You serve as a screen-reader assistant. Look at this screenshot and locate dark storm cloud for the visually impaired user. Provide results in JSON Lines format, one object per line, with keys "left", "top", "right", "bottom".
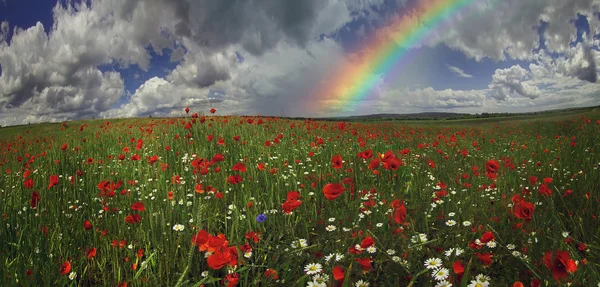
{"left": 576, "top": 44, "right": 597, "bottom": 83}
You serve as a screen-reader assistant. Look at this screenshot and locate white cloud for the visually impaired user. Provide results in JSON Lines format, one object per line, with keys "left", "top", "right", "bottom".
{"left": 447, "top": 65, "right": 473, "bottom": 78}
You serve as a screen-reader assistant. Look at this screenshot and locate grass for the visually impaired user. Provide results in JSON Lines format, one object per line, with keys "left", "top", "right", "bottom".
{"left": 0, "top": 109, "right": 599, "bottom": 286}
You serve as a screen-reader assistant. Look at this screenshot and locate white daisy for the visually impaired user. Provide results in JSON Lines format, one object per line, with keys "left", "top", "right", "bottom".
{"left": 325, "top": 225, "right": 336, "bottom": 232}
{"left": 433, "top": 268, "right": 449, "bottom": 281}
{"left": 446, "top": 220, "right": 457, "bottom": 226}
{"left": 444, "top": 248, "right": 455, "bottom": 257}
{"left": 366, "top": 246, "right": 377, "bottom": 253}
{"left": 435, "top": 280, "right": 453, "bottom": 287}
{"left": 355, "top": 280, "right": 369, "bottom": 287}
{"left": 304, "top": 263, "right": 322, "bottom": 275}
{"left": 68, "top": 272, "right": 77, "bottom": 280}
{"left": 424, "top": 258, "right": 443, "bottom": 269}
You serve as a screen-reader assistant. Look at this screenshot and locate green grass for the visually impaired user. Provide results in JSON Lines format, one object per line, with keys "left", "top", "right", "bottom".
{"left": 1, "top": 110, "right": 599, "bottom": 286}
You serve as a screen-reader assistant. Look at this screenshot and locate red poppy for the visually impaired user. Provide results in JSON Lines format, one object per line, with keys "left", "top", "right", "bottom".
{"left": 282, "top": 198, "right": 302, "bottom": 214}
{"left": 332, "top": 266, "right": 345, "bottom": 281}
{"left": 210, "top": 108, "right": 216, "bottom": 114}
{"left": 323, "top": 183, "right": 346, "bottom": 200}
{"left": 264, "top": 268, "right": 279, "bottom": 280}
{"left": 83, "top": 219, "right": 93, "bottom": 230}
{"left": 360, "top": 237, "right": 375, "bottom": 249}
{"left": 486, "top": 159, "right": 500, "bottom": 174}
{"left": 232, "top": 162, "right": 247, "bottom": 173}
{"left": 331, "top": 155, "right": 343, "bottom": 169}
{"left": 538, "top": 184, "right": 552, "bottom": 196}
{"left": 125, "top": 214, "right": 142, "bottom": 224}
{"left": 452, "top": 260, "right": 464, "bottom": 274}
{"left": 48, "top": 175, "right": 59, "bottom": 189}
{"left": 60, "top": 261, "right": 71, "bottom": 276}
{"left": 480, "top": 231, "right": 495, "bottom": 243}
{"left": 513, "top": 200, "right": 534, "bottom": 221}
{"left": 131, "top": 201, "right": 145, "bottom": 211}
{"left": 87, "top": 247, "right": 97, "bottom": 258}
{"left": 543, "top": 250, "right": 577, "bottom": 281}
{"left": 185, "top": 107, "right": 190, "bottom": 113}
{"left": 476, "top": 252, "right": 493, "bottom": 266}
{"left": 148, "top": 155, "right": 159, "bottom": 165}
{"left": 356, "top": 257, "right": 372, "bottom": 272}
{"left": 226, "top": 175, "right": 243, "bottom": 184}
{"left": 393, "top": 204, "right": 407, "bottom": 224}
{"left": 192, "top": 230, "right": 210, "bottom": 251}
{"left": 368, "top": 159, "right": 380, "bottom": 169}
{"left": 24, "top": 178, "right": 34, "bottom": 189}
{"left": 30, "top": 191, "right": 41, "bottom": 208}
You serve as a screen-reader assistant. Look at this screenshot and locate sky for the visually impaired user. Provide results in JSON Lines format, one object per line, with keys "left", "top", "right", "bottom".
{"left": 0, "top": 0, "right": 599, "bottom": 126}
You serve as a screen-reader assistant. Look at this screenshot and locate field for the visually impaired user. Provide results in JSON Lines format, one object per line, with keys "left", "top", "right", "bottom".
{"left": 1, "top": 108, "right": 599, "bottom": 287}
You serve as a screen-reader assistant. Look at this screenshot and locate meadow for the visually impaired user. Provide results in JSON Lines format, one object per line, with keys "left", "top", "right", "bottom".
{"left": 0, "top": 107, "right": 599, "bottom": 287}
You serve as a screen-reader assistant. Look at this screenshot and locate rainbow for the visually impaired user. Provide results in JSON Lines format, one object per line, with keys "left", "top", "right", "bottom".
{"left": 308, "top": 0, "right": 479, "bottom": 114}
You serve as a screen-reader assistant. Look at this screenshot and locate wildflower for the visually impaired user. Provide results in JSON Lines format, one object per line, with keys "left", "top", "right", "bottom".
{"left": 256, "top": 213, "right": 267, "bottom": 223}
{"left": 433, "top": 268, "right": 450, "bottom": 281}
{"left": 355, "top": 280, "right": 369, "bottom": 287}
{"left": 68, "top": 271, "right": 77, "bottom": 280}
{"left": 435, "top": 281, "right": 453, "bottom": 287}
{"left": 424, "top": 258, "right": 443, "bottom": 269}
{"left": 172, "top": 224, "right": 185, "bottom": 231}
{"left": 304, "top": 263, "right": 322, "bottom": 275}
{"left": 325, "top": 225, "right": 336, "bottom": 232}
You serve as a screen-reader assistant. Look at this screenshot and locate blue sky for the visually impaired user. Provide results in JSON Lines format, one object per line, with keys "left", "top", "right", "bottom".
{"left": 0, "top": 0, "right": 599, "bottom": 125}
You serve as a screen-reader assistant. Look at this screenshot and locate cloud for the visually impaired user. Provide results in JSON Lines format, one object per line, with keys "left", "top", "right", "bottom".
{"left": 417, "top": 0, "right": 599, "bottom": 61}
{"left": 574, "top": 44, "right": 597, "bottom": 83}
{"left": 488, "top": 65, "right": 541, "bottom": 101}
{"left": 446, "top": 64, "right": 473, "bottom": 78}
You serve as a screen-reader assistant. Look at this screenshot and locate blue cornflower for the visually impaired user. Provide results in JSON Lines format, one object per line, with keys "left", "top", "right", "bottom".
{"left": 256, "top": 213, "right": 267, "bottom": 223}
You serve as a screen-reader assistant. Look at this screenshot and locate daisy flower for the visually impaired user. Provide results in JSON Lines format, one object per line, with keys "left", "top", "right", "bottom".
{"left": 433, "top": 268, "right": 449, "bottom": 281}
{"left": 424, "top": 258, "right": 443, "bottom": 269}
{"left": 435, "top": 281, "right": 453, "bottom": 287}
{"left": 355, "top": 280, "right": 369, "bottom": 287}
{"left": 304, "top": 263, "right": 322, "bottom": 275}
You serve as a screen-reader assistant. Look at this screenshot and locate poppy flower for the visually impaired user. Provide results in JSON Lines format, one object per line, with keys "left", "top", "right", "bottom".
{"left": 131, "top": 201, "right": 145, "bottom": 211}
{"left": 360, "top": 237, "right": 375, "bottom": 249}
{"left": 192, "top": 230, "right": 210, "bottom": 251}
{"left": 125, "top": 214, "right": 142, "bottom": 224}
{"left": 185, "top": 107, "right": 190, "bottom": 113}
{"left": 87, "top": 248, "right": 97, "bottom": 258}
{"left": 393, "top": 204, "right": 407, "bottom": 224}
{"left": 282, "top": 198, "right": 302, "bottom": 214}
{"left": 331, "top": 155, "right": 343, "bottom": 169}
{"left": 332, "top": 266, "right": 345, "bottom": 281}
{"left": 368, "top": 159, "right": 380, "bottom": 169}
{"left": 30, "top": 191, "right": 41, "bottom": 208}
{"left": 476, "top": 252, "right": 493, "bottom": 266}
{"left": 83, "top": 219, "right": 93, "bottom": 230}
{"left": 538, "top": 184, "right": 552, "bottom": 196}
{"left": 480, "top": 231, "right": 495, "bottom": 243}
{"left": 226, "top": 175, "right": 243, "bottom": 184}
{"left": 210, "top": 108, "right": 216, "bottom": 114}
{"left": 543, "top": 250, "right": 577, "bottom": 281}
{"left": 48, "top": 175, "right": 59, "bottom": 189}
{"left": 356, "top": 257, "right": 372, "bottom": 272}
{"left": 60, "top": 261, "right": 71, "bottom": 276}
{"left": 323, "top": 183, "right": 346, "bottom": 200}
{"left": 486, "top": 159, "right": 500, "bottom": 174}
{"left": 513, "top": 200, "right": 534, "bottom": 221}
{"left": 232, "top": 162, "right": 247, "bottom": 173}
{"left": 264, "top": 268, "right": 279, "bottom": 280}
